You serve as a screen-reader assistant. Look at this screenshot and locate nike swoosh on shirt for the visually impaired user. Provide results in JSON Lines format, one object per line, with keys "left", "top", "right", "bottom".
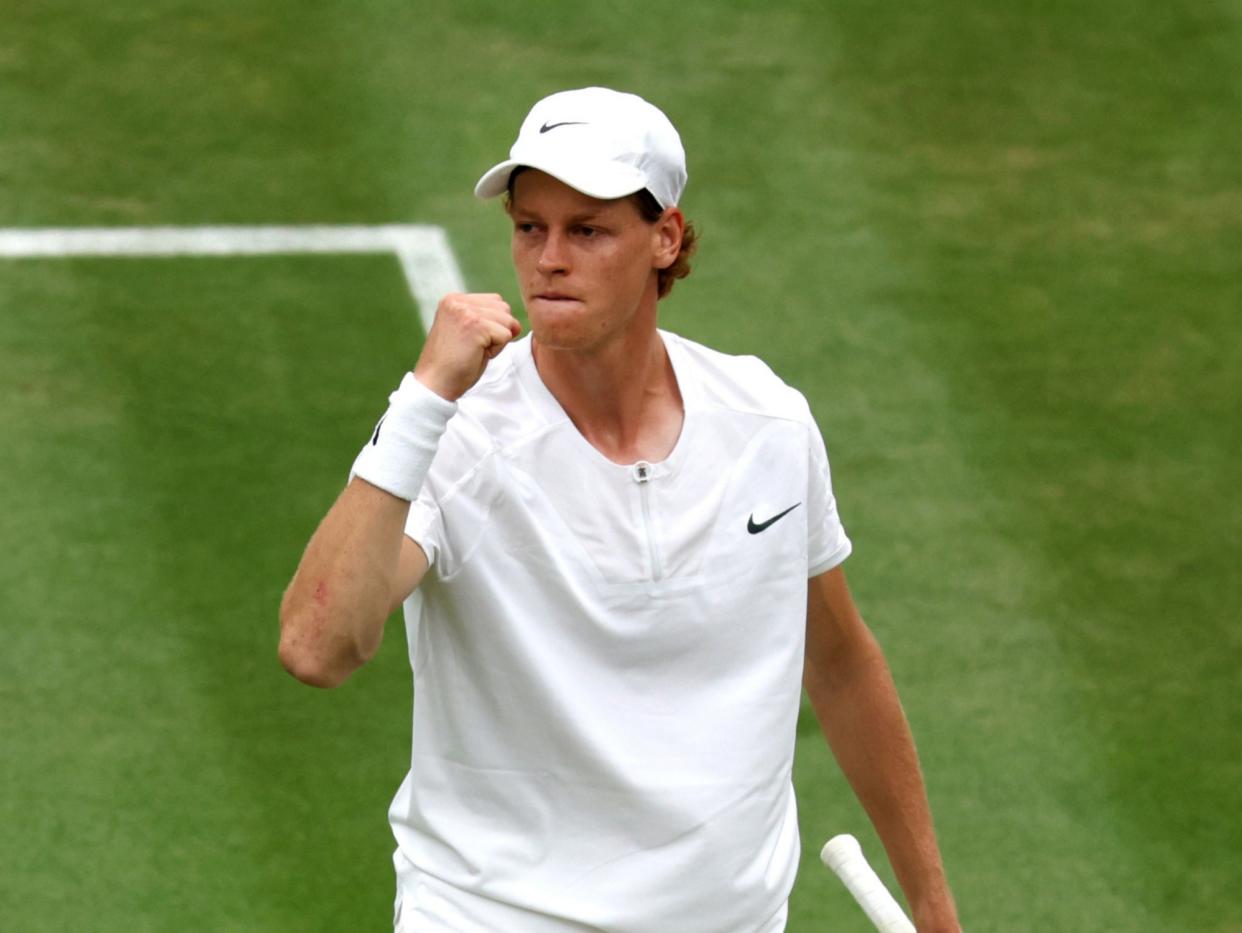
{"left": 371, "top": 415, "right": 386, "bottom": 446}
{"left": 747, "top": 503, "right": 801, "bottom": 534}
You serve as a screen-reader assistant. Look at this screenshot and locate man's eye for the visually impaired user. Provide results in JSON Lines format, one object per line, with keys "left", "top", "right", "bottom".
{"left": 577, "top": 226, "right": 598, "bottom": 238}
{"left": 516, "top": 222, "right": 536, "bottom": 234}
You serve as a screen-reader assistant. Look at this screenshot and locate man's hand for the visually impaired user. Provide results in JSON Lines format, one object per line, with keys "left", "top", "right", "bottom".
{"left": 805, "top": 568, "right": 960, "bottom": 932}
{"left": 414, "top": 292, "right": 522, "bottom": 401}
{"left": 912, "top": 894, "right": 962, "bottom": 933}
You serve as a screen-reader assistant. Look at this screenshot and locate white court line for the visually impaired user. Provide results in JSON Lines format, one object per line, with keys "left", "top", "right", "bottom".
{"left": 0, "top": 224, "right": 465, "bottom": 332}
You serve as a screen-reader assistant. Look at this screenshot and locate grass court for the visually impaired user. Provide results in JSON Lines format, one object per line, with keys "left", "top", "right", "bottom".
{"left": 1, "top": 1, "right": 1239, "bottom": 929}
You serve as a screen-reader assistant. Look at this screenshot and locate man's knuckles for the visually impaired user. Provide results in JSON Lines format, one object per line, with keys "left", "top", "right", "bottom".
{"left": 439, "top": 296, "right": 510, "bottom": 326}
{"left": 440, "top": 292, "right": 505, "bottom": 307}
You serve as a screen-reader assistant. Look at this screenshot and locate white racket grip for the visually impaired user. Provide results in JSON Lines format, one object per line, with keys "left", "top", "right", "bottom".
{"left": 821, "top": 834, "right": 916, "bottom": 933}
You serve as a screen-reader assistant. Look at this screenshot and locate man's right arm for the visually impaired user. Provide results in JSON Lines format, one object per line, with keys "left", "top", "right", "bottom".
{"left": 278, "top": 479, "right": 429, "bottom": 688}
{"left": 277, "top": 292, "right": 520, "bottom": 688}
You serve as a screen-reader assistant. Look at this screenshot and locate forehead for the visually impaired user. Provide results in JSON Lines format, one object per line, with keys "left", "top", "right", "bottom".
{"left": 508, "top": 169, "right": 641, "bottom": 219}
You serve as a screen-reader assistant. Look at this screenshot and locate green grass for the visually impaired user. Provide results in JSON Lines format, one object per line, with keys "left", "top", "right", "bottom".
{"left": 2, "top": 1, "right": 1239, "bottom": 930}
{"left": 0, "top": 256, "right": 423, "bottom": 928}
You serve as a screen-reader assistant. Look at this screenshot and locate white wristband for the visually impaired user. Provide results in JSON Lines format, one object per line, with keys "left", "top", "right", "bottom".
{"left": 351, "top": 373, "right": 457, "bottom": 501}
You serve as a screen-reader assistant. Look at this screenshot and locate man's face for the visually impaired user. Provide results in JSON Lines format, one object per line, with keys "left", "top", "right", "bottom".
{"left": 509, "top": 170, "right": 672, "bottom": 353}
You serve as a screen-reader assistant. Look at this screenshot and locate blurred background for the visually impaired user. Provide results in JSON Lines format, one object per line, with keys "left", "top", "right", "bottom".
{"left": 1, "top": 1, "right": 1238, "bottom": 929}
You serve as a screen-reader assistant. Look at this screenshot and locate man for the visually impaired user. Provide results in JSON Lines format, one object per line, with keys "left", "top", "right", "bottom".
{"left": 280, "top": 87, "right": 960, "bottom": 932}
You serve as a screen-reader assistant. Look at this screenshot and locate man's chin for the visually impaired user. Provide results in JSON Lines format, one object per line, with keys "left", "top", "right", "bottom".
{"left": 529, "top": 325, "right": 584, "bottom": 352}
{"left": 526, "top": 310, "right": 592, "bottom": 352}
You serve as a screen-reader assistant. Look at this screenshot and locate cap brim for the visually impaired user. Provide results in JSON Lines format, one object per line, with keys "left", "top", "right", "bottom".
{"left": 474, "top": 156, "right": 647, "bottom": 202}
{"left": 474, "top": 160, "right": 523, "bottom": 199}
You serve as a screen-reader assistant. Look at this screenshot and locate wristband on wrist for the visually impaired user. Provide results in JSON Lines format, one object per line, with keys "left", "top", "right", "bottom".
{"left": 350, "top": 373, "right": 457, "bottom": 501}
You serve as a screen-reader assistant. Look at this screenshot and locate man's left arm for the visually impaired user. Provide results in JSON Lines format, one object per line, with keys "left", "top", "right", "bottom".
{"left": 803, "top": 565, "right": 961, "bottom": 932}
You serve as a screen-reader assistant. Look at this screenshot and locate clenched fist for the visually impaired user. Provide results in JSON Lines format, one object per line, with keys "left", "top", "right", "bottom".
{"left": 413, "top": 293, "right": 522, "bottom": 401}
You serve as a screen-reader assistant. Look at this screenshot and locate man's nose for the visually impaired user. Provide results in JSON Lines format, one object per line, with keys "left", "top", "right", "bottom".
{"left": 537, "top": 230, "right": 568, "bottom": 274}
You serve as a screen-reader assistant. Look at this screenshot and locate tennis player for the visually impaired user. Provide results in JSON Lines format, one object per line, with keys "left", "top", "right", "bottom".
{"left": 280, "top": 87, "right": 960, "bottom": 932}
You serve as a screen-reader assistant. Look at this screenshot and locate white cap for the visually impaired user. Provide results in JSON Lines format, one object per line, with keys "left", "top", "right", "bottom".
{"left": 474, "top": 87, "right": 687, "bottom": 209}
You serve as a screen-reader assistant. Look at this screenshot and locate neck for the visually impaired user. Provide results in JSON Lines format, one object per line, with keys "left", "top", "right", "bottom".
{"left": 532, "top": 323, "right": 684, "bottom": 465}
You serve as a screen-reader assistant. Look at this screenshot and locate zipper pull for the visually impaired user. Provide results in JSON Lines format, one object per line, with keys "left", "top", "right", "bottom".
{"left": 631, "top": 461, "right": 652, "bottom": 484}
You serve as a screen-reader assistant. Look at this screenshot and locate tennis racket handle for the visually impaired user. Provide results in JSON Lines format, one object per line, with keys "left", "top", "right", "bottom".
{"left": 820, "top": 834, "right": 916, "bottom": 933}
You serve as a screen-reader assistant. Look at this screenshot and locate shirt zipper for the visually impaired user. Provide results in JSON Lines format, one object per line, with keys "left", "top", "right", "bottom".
{"left": 631, "top": 461, "right": 664, "bottom": 581}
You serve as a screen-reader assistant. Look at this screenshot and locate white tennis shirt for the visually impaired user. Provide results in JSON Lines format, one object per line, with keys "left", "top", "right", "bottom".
{"left": 385, "top": 331, "right": 851, "bottom": 931}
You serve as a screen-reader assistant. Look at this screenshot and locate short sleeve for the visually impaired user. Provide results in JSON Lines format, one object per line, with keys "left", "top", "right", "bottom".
{"left": 376, "top": 414, "right": 498, "bottom": 579}
{"left": 404, "top": 488, "right": 443, "bottom": 568}
{"left": 347, "top": 442, "right": 443, "bottom": 567}
{"left": 805, "top": 416, "right": 852, "bottom": 576}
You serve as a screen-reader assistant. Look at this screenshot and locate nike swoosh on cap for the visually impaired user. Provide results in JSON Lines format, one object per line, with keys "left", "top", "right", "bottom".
{"left": 539, "top": 121, "right": 587, "bottom": 133}
{"left": 747, "top": 503, "right": 801, "bottom": 534}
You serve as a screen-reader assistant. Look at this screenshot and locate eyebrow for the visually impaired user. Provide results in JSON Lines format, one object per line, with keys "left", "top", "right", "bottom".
{"left": 510, "top": 207, "right": 614, "bottom": 226}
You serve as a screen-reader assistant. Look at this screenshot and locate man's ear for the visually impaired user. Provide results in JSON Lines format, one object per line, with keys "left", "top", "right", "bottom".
{"left": 652, "top": 207, "right": 685, "bottom": 270}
